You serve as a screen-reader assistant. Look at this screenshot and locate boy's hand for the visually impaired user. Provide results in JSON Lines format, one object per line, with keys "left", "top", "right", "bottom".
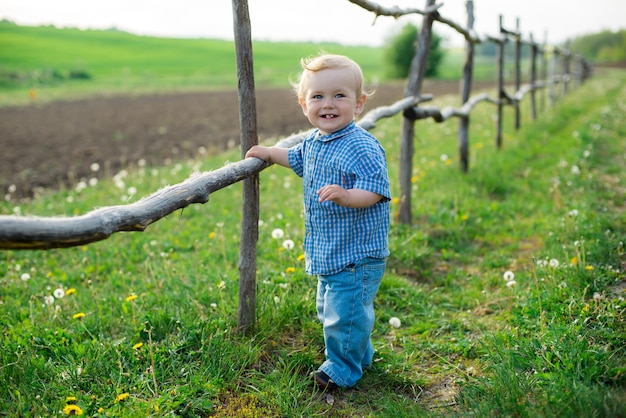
{"left": 317, "top": 184, "right": 350, "bottom": 207}
{"left": 245, "top": 145, "right": 271, "bottom": 162}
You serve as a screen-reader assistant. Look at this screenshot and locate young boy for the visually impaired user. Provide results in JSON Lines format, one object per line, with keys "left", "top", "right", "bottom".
{"left": 245, "top": 54, "right": 390, "bottom": 389}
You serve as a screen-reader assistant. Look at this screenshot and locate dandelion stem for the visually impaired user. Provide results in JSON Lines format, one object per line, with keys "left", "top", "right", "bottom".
{"left": 145, "top": 323, "right": 159, "bottom": 394}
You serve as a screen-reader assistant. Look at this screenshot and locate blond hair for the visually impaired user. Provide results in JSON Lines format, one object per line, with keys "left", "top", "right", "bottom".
{"left": 294, "top": 54, "right": 369, "bottom": 101}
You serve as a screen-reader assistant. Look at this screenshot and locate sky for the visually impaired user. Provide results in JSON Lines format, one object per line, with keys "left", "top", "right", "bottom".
{"left": 1, "top": 0, "right": 625, "bottom": 47}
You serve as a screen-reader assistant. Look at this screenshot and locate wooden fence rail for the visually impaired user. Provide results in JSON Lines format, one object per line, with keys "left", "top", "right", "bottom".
{"left": 0, "top": 0, "right": 591, "bottom": 329}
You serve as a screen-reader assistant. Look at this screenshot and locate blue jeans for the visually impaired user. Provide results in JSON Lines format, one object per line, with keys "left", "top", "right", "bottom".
{"left": 316, "top": 257, "right": 386, "bottom": 388}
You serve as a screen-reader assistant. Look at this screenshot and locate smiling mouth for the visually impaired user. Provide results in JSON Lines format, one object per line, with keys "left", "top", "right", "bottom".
{"left": 321, "top": 114, "right": 337, "bottom": 119}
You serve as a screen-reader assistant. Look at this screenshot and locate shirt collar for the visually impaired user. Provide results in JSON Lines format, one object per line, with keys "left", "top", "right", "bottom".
{"left": 314, "top": 121, "right": 357, "bottom": 143}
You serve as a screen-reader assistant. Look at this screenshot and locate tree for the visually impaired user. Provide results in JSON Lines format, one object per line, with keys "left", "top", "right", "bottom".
{"left": 385, "top": 23, "right": 445, "bottom": 79}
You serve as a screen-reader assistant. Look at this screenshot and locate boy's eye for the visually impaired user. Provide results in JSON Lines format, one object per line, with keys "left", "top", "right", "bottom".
{"left": 335, "top": 93, "right": 345, "bottom": 98}
{"left": 312, "top": 94, "right": 323, "bottom": 100}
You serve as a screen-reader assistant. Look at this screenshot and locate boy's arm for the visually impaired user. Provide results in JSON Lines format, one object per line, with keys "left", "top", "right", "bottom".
{"left": 245, "top": 145, "right": 290, "bottom": 168}
{"left": 317, "top": 185, "right": 382, "bottom": 208}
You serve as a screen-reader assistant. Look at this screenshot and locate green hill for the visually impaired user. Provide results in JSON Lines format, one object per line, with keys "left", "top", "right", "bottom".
{"left": 0, "top": 21, "right": 385, "bottom": 104}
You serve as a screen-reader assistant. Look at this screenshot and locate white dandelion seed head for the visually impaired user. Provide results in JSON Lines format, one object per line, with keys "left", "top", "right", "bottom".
{"left": 44, "top": 295, "right": 55, "bottom": 305}
{"left": 75, "top": 181, "right": 87, "bottom": 192}
{"left": 568, "top": 209, "right": 579, "bottom": 217}
{"left": 440, "top": 154, "right": 448, "bottom": 162}
{"left": 503, "top": 271, "right": 515, "bottom": 281}
{"left": 583, "top": 150, "right": 591, "bottom": 158}
{"left": 273, "top": 296, "right": 280, "bottom": 304}
{"left": 549, "top": 258, "right": 560, "bottom": 268}
{"left": 506, "top": 280, "right": 517, "bottom": 288}
{"left": 389, "top": 317, "right": 402, "bottom": 328}
{"left": 8, "top": 184, "right": 16, "bottom": 193}
{"left": 282, "top": 239, "right": 295, "bottom": 250}
{"left": 137, "top": 159, "right": 146, "bottom": 167}
{"left": 88, "top": 177, "right": 98, "bottom": 187}
{"left": 571, "top": 165, "right": 581, "bottom": 175}
{"left": 271, "top": 228, "right": 284, "bottom": 239}
{"left": 20, "top": 273, "right": 31, "bottom": 281}
{"left": 127, "top": 186, "right": 137, "bottom": 196}
{"left": 593, "top": 292, "right": 602, "bottom": 300}
{"left": 53, "top": 288, "right": 65, "bottom": 299}
{"left": 90, "top": 162, "right": 100, "bottom": 172}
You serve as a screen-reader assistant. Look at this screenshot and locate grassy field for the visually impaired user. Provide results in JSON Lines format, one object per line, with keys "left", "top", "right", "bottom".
{"left": 0, "top": 22, "right": 510, "bottom": 107}
{"left": 1, "top": 43, "right": 625, "bottom": 417}
{"left": 0, "top": 22, "right": 385, "bottom": 106}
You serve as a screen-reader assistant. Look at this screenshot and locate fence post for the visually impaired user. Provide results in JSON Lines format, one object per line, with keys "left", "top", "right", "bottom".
{"left": 398, "top": 0, "right": 437, "bottom": 224}
{"left": 458, "top": 0, "right": 475, "bottom": 173}
{"left": 514, "top": 18, "right": 521, "bottom": 130}
{"left": 496, "top": 15, "right": 505, "bottom": 148}
{"left": 232, "top": 0, "right": 259, "bottom": 333}
{"left": 549, "top": 47, "right": 557, "bottom": 107}
{"left": 562, "top": 48, "right": 570, "bottom": 98}
{"left": 540, "top": 32, "right": 548, "bottom": 113}
{"left": 529, "top": 33, "right": 538, "bottom": 120}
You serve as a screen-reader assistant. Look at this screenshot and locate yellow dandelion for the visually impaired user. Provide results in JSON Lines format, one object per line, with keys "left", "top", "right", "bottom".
{"left": 585, "top": 265, "right": 594, "bottom": 270}
{"left": 125, "top": 294, "right": 138, "bottom": 302}
{"left": 66, "top": 288, "right": 77, "bottom": 296}
{"left": 581, "top": 304, "right": 590, "bottom": 313}
{"left": 97, "top": 407, "right": 104, "bottom": 413}
{"left": 65, "top": 396, "right": 78, "bottom": 404}
{"left": 461, "top": 214, "right": 469, "bottom": 221}
{"left": 285, "top": 267, "right": 296, "bottom": 274}
{"left": 278, "top": 247, "right": 285, "bottom": 253}
{"left": 571, "top": 256, "right": 578, "bottom": 264}
{"left": 62, "top": 404, "right": 83, "bottom": 415}
{"left": 132, "top": 342, "right": 143, "bottom": 350}
{"left": 81, "top": 246, "right": 88, "bottom": 252}
{"left": 209, "top": 231, "right": 216, "bottom": 239}
{"left": 47, "top": 271, "right": 53, "bottom": 278}
{"left": 72, "top": 312, "right": 86, "bottom": 320}
{"left": 391, "top": 197, "right": 400, "bottom": 205}
{"left": 115, "top": 393, "right": 130, "bottom": 402}
{"left": 411, "top": 175, "right": 419, "bottom": 184}
{"left": 297, "top": 254, "right": 305, "bottom": 261}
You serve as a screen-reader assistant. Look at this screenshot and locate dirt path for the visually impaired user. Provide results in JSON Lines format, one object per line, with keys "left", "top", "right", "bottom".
{"left": 0, "top": 80, "right": 486, "bottom": 199}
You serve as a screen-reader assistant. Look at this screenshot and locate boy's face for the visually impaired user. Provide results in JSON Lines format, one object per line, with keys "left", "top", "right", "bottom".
{"left": 299, "top": 68, "right": 366, "bottom": 136}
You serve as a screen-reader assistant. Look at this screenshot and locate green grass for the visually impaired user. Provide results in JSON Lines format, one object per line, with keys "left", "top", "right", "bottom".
{"left": 0, "top": 22, "right": 385, "bottom": 106}
{"left": 1, "top": 61, "right": 625, "bottom": 418}
{"left": 0, "top": 22, "right": 512, "bottom": 107}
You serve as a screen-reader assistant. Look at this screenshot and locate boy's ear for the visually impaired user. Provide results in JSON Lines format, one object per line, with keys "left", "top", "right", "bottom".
{"left": 299, "top": 97, "right": 307, "bottom": 114}
{"left": 355, "top": 94, "right": 367, "bottom": 116}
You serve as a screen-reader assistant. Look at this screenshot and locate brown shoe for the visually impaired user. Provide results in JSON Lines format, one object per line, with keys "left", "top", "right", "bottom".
{"left": 313, "top": 370, "right": 338, "bottom": 390}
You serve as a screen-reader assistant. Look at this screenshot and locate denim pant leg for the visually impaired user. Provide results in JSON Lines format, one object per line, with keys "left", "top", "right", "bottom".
{"left": 315, "top": 257, "right": 386, "bottom": 388}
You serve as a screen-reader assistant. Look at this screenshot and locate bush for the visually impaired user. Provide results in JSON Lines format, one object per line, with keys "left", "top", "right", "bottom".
{"left": 384, "top": 23, "right": 445, "bottom": 79}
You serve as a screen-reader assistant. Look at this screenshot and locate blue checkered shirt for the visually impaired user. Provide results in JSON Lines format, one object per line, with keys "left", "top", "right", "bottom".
{"left": 288, "top": 121, "right": 391, "bottom": 275}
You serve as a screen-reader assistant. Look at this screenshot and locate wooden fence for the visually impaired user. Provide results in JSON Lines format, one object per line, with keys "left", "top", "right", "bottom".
{"left": 0, "top": 0, "right": 591, "bottom": 330}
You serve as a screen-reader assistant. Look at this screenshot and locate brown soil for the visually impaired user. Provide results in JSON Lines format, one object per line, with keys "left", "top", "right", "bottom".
{"left": 0, "top": 80, "right": 479, "bottom": 199}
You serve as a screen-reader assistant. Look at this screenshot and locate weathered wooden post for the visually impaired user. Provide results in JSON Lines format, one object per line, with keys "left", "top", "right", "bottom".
{"left": 550, "top": 47, "right": 557, "bottom": 107}
{"left": 529, "top": 33, "right": 538, "bottom": 120}
{"left": 398, "top": 0, "right": 437, "bottom": 224}
{"left": 458, "top": 0, "right": 475, "bottom": 173}
{"left": 496, "top": 15, "right": 505, "bottom": 148}
{"left": 562, "top": 47, "right": 570, "bottom": 98}
{"left": 514, "top": 18, "right": 521, "bottom": 130}
{"left": 540, "top": 32, "right": 548, "bottom": 113}
{"left": 232, "top": 0, "right": 259, "bottom": 332}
